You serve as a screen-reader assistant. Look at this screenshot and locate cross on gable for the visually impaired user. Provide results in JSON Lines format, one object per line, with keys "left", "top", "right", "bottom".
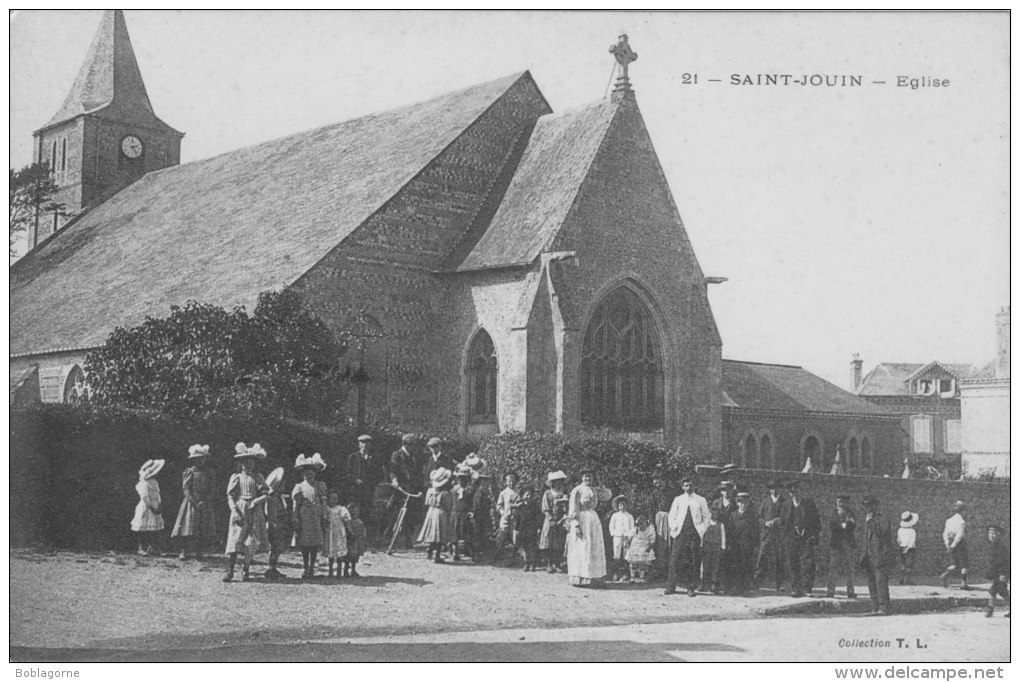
{"left": 610, "top": 34, "right": 638, "bottom": 79}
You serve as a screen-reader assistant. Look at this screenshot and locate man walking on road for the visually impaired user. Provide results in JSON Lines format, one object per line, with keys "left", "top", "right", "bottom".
{"left": 940, "top": 500, "right": 970, "bottom": 590}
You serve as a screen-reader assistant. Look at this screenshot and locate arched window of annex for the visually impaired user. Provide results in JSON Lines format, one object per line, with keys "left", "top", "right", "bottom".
{"left": 741, "top": 432, "right": 758, "bottom": 468}
{"left": 63, "top": 364, "right": 89, "bottom": 405}
{"left": 801, "top": 433, "right": 822, "bottom": 471}
{"left": 579, "top": 284, "right": 665, "bottom": 432}
{"left": 846, "top": 435, "right": 860, "bottom": 469}
{"left": 759, "top": 431, "right": 775, "bottom": 469}
{"left": 467, "top": 329, "right": 498, "bottom": 424}
{"left": 860, "top": 435, "right": 873, "bottom": 469}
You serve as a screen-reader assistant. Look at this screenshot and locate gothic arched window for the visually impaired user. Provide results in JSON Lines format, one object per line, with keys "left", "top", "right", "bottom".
{"left": 468, "top": 330, "right": 497, "bottom": 422}
{"left": 760, "top": 433, "right": 774, "bottom": 469}
{"left": 861, "top": 437, "right": 873, "bottom": 469}
{"left": 848, "top": 437, "right": 860, "bottom": 469}
{"left": 803, "top": 435, "right": 821, "bottom": 470}
{"left": 743, "top": 433, "right": 758, "bottom": 468}
{"left": 63, "top": 365, "right": 89, "bottom": 405}
{"left": 580, "top": 287, "right": 664, "bottom": 430}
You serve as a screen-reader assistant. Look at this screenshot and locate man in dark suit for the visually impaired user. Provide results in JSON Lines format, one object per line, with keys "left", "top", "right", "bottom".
{"left": 730, "top": 490, "right": 760, "bottom": 595}
{"left": 825, "top": 494, "right": 857, "bottom": 599}
{"left": 386, "top": 434, "right": 422, "bottom": 546}
{"left": 782, "top": 480, "right": 821, "bottom": 597}
{"left": 859, "top": 494, "right": 894, "bottom": 615}
{"left": 345, "top": 434, "right": 385, "bottom": 537}
{"left": 711, "top": 480, "right": 737, "bottom": 591}
{"left": 754, "top": 479, "right": 786, "bottom": 591}
{"left": 421, "top": 437, "right": 457, "bottom": 491}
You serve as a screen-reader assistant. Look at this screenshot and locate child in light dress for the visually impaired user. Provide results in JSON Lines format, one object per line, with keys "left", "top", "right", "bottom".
{"left": 626, "top": 514, "right": 656, "bottom": 582}
{"left": 130, "top": 459, "right": 165, "bottom": 555}
{"left": 608, "top": 495, "right": 636, "bottom": 582}
{"left": 324, "top": 490, "right": 353, "bottom": 579}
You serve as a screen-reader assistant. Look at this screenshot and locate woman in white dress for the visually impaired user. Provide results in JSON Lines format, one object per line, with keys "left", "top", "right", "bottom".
{"left": 565, "top": 469, "right": 612, "bottom": 588}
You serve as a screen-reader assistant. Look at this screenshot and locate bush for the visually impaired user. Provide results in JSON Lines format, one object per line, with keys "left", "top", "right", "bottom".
{"left": 478, "top": 431, "right": 695, "bottom": 516}
{"left": 84, "top": 290, "right": 352, "bottom": 424}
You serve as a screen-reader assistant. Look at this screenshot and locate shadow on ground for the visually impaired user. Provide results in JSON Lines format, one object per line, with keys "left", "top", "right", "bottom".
{"left": 11, "top": 640, "right": 746, "bottom": 663}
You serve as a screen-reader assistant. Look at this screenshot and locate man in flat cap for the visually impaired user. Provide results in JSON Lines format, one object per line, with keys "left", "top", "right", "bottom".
{"left": 782, "top": 479, "right": 821, "bottom": 597}
{"left": 730, "top": 490, "right": 759, "bottom": 595}
{"left": 825, "top": 494, "right": 857, "bottom": 599}
{"left": 754, "top": 479, "right": 787, "bottom": 592}
{"left": 859, "top": 494, "right": 894, "bottom": 615}
{"left": 345, "top": 434, "right": 385, "bottom": 537}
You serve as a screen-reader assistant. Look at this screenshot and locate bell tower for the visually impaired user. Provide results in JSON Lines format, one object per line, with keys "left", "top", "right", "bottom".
{"left": 30, "top": 10, "right": 184, "bottom": 248}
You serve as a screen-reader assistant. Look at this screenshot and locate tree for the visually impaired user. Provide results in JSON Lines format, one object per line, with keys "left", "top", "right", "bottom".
{"left": 84, "top": 290, "right": 353, "bottom": 423}
{"left": 10, "top": 162, "right": 67, "bottom": 257}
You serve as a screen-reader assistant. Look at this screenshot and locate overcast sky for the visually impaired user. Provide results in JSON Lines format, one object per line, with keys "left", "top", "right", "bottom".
{"left": 9, "top": 10, "right": 1009, "bottom": 390}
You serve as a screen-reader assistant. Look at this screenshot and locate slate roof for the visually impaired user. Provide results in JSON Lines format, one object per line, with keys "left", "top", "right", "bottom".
{"left": 856, "top": 361, "right": 981, "bottom": 396}
{"left": 454, "top": 98, "right": 619, "bottom": 272}
{"left": 10, "top": 72, "right": 533, "bottom": 356}
{"left": 40, "top": 10, "right": 178, "bottom": 134}
{"left": 722, "top": 360, "right": 891, "bottom": 416}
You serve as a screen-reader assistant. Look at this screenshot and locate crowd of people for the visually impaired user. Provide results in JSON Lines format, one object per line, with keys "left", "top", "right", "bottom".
{"left": 128, "top": 435, "right": 1009, "bottom": 618}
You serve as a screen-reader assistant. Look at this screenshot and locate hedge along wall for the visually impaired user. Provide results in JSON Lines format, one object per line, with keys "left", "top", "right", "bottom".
{"left": 10, "top": 404, "right": 475, "bottom": 551}
{"left": 711, "top": 468, "right": 1010, "bottom": 580}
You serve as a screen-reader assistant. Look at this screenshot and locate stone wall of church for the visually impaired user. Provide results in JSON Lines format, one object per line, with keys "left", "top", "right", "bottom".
{"left": 722, "top": 408, "right": 902, "bottom": 475}
{"left": 291, "top": 78, "right": 549, "bottom": 432}
{"left": 9, "top": 350, "right": 88, "bottom": 404}
{"left": 543, "top": 96, "right": 723, "bottom": 454}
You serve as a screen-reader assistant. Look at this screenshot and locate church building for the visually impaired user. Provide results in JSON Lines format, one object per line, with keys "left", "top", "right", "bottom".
{"left": 13, "top": 12, "right": 908, "bottom": 472}
{"left": 11, "top": 12, "right": 724, "bottom": 454}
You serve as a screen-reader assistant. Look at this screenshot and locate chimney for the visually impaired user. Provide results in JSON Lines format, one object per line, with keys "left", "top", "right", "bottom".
{"left": 995, "top": 306, "right": 1010, "bottom": 379}
{"left": 851, "top": 353, "right": 863, "bottom": 391}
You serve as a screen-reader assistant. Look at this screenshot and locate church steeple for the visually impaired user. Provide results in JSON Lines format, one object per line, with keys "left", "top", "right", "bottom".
{"left": 30, "top": 10, "right": 183, "bottom": 250}
{"left": 42, "top": 10, "right": 156, "bottom": 130}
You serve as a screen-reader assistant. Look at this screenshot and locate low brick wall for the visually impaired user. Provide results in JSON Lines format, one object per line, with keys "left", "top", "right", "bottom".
{"left": 697, "top": 468, "right": 1010, "bottom": 580}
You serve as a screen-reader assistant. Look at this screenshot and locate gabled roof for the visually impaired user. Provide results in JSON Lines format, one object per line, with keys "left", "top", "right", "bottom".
{"left": 10, "top": 72, "right": 536, "bottom": 356}
{"left": 452, "top": 98, "right": 619, "bottom": 272}
{"left": 857, "top": 361, "right": 981, "bottom": 396}
{"left": 39, "top": 10, "right": 177, "bottom": 134}
{"left": 723, "top": 359, "right": 891, "bottom": 416}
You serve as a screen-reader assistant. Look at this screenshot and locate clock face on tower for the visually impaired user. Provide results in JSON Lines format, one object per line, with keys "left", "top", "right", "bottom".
{"left": 121, "top": 135, "right": 143, "bottom": 159}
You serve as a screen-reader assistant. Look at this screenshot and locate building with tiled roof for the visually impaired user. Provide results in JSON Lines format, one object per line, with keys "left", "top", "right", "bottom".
{"left": 721, "top": 360, "right": 901, "bottom": 474}
{"left": 853, "top": 351, "right": 988, "bottom": 478}
{"left": 11, "top": 15, "right": 725, "bottom": 452}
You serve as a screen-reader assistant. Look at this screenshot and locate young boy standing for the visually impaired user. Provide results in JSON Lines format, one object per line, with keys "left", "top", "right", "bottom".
{"left": 609, "top": 495, "right": 636, "bottom": 582}
{"left": 985, "top": 525, "right": 1010, "bottom": 618}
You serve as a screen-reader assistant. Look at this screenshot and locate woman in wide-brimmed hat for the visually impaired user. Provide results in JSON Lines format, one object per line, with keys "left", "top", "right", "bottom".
{"left": 539, "top": 470, "right": 569, "bottom": 573}
{"left": 171, "top": 444, "right": 217, "bottom": 560}
{"left": 565, "top": 468, "right": 613, "bottom": 588}
{"left": 223, "top": 443, "right": 270, "bottom": 583}
{"left": 291, "top": 453, "right": 328, "bottom": 579}
{"left": 418, "top": 467, "right": 454, "bottom": 563}
{"left": 130, "top": 459, "right": 166, "bottom": 555}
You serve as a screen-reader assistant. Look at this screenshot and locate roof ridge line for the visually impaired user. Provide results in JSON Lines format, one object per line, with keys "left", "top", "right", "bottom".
{"left": 185, "top": 71, "right": 533, "bottom": 173}
{"left": 530, "top": 97, "right": 624, "bottom": 260}
{"left": 286, "top": 72, "right": 540, "bottom": 291}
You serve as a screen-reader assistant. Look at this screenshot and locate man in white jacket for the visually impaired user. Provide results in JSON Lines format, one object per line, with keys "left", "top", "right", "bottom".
{"left": 664, "top": 477, "right": 712, "bottom": 596}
